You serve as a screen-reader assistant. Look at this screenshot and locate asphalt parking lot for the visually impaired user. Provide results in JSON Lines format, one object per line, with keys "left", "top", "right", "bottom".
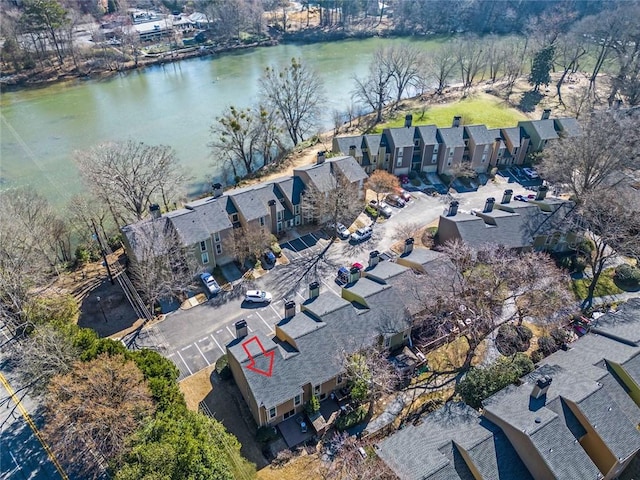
{"left": 135, "top": 179, "right": 533, "bottom": 381}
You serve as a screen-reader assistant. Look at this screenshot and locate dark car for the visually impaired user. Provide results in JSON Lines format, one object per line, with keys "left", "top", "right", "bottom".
{"left": 263, "top": 250, "right": 276, "bottom": 264}
{"left": 385, "top": 193, "right": 405, "bottom": 208}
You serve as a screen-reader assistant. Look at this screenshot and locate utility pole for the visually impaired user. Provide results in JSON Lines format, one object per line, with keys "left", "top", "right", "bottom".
{"left": 91, "top": 219, "right": 114, "bottom": 285}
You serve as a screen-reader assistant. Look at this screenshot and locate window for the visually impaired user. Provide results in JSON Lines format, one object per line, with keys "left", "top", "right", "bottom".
{"left": 337, "top": 374, "right": 343, "bottom": 385}
{"left": 433, "top": 145, "right": 439, "bottom": 154}
{"left": 414, "top": 139, "right": 420, "bottom": 147}
{"left": 259, "top": 216, "right": 265, "bottom": 227}
{"left": 319, "top": 393, "right": 327, "bottom": 401}
{"left": 283, "top": 409, "right": 295, "bottom": 420}
{"left": 294, "top": 394, "right": 302, "bottom": 406}
{"left": 231, "top": 213, "right": 239, "bottom": 223}
{"left": 432, "top": 154, "right": 438, "bottom": 164}
{"left": 314, "top": 385, "right": 320, "bottom": 396}
{"left": 294, "top": 205, "right": 300, "bottom": 215}
{"left": 268, "top": 407, "right": 276, "bottom": 419}
{"left": 448, "top": 149, "right": 454, "bottom": 157}
{"left": 277, "top": 222, "right": 282, "bottom": 232}
{"left": 384, "top": 337, "right": 391, "bottom": 348}
{"left": 213, "top": 232, "right": 220, "bottom": 243}
{"left": 215, "top": 244, "right": 222, "bottom": 255}
{"left": 200, "top": 241, "right": 207, "bottom": 252}
{"left": 295, "top": 216, "right": 301, "bottom": 226}
{"left": 396, "top": 149, "right": 403, "bottom": 166}
{"left": 201, "top": 252, "right": 209, "bottom": 264}
{"left": 482, "top": 155, "right": 487, "bottom": 163}
{"left": 277, "top": 211, "right": 283, "bottom": 221}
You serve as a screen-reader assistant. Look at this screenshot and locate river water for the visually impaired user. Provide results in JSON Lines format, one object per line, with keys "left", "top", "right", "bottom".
{"left": 0, "top": 36, "right": 445, "bottom": 206}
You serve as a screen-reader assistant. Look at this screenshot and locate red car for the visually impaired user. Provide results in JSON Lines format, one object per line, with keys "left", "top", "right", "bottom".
{"left": 399, "top": 175, "right": 409, "bottom": 185}
{"left": 398, "top": 189, "right": 411, "bottom": 202}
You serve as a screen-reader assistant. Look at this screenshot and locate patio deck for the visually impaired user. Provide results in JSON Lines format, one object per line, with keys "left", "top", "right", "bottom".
{"left": 277, "top": 415, "right": 314, "bottom": 448}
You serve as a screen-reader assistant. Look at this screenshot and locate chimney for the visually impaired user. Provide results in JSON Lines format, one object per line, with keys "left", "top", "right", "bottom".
{"left": 349, "top": 266, "right": 361, "bottom": 284}
{"left": 404, "top": 114, "right": 413, "bottom": 128}
{"left": 447, "top": 201, "right": 459, "bottom": 217}
{"left": 309, "top": 282, "right": 320, "bottom": 299}
{"left": 235, "top": 319, "right": 248, "bottom": 339}
{"left": 483, "top": 197, "right": 495, "bottom": 213}
{"left": 501, "top": 189, "right": 513, "bottom": 204}
{"left": 349, "top": 145, "right": 357, "bottom": 158}
{"left": 284, "top": 300, "right": 296, "bottom": 318}
{"left": 368, "top": 250, "right": 380, "bottom": 268}
{"left": 317, "top": 151, "right": 326, "bottom": 164}
{"left": 149, "top": 203, "right": 161, "bottom": 219}
{"left": 535, "top": 185, "right": 548, "bottom": 201}
{"left": 403, "top": 238, "right": 414, "bottom": 255}
{"left": 541, "top": 109, "right": 551, "bottom": 120}
{"left": 531, "top": 375, "right": 552, "bottom": 400}
{"left": 212, "top": 183, "right": 223, "bottom": 198}
{"left": 452, "top": 116, "right": 461, "bottom": 128}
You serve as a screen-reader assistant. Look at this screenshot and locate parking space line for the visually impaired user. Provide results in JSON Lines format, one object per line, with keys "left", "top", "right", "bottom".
{"left": 210, "top": 334, "right": 224, "bottom": 353}
{"left": 226, "top": 325, "right": 235, "bottom": 338}
{"left": 255, "top": 310, "right": 274, "bottom": 333}
{"left": 285, "top": 246, "right": 300, "bottom": 258}
{"left": 298, "top": 236, "right": 311, "bottom": 250}
{"left": 296, "top": 291, "right": 306, "bottom": 300}
{"left": 181, "top": 344, "right": 193, "bottom": 351}
{"left": 194, "top": 343, "right": 210, "bottom": 366}
{"left": 175, "top": 350, "right": 193, "bottom": 376}
{"left": 247, "top": 323, "right": 254, "bottom": 332}
{"left": 200, "top": 337, "right": 208, "bottom": 342}
{"left": 268, "top": 302, "right": 281, "bottom": 319}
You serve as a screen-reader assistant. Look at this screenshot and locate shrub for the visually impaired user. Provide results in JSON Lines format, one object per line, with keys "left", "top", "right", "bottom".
{"left": 365, "top": 205, "right": 378, "bottom": 218}
{"left": 495, "top": 324, "right": 532, "bottom": 356}
{"left": 550, "top": 327, "right": 570, "bottom": 346}
{"left": 305, "top": 396, "right": 320, "bottom": 414}
{"left": 537, "top": 335, "right": 558, "bottom": 356}
{"left": 107, "top": 233, "right": 123, "bottom": 251}
{"left": 215, "top": 354, "right": 232, "bottom": 380}
{"left": 614, "top": 264, "right": 640, "bottom": 287}
{"left": 270, "top": 243, "right": 282, "bottom": 257}
{"left": 336, "top": 405, "right": 367, "bottom": 431}
{"left": 456, "top": 353, "right": 534, "bottom": 408}
{"left": 256, "top": 425, "right": 279, "bottom": 444}
{"left": 75, "top": 245, "right": 91, "bottom": 266}
{"left": 530, "top": 350, "right": 545, "bottom": 364}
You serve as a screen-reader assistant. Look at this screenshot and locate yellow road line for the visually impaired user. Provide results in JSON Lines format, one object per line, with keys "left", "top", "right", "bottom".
{"left": 0, "top": 373, "right": 68, "bottom": 480}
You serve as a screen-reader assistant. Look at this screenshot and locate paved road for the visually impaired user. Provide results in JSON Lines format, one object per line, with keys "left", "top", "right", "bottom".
{"left": 0, "top": 336, "right": 67, "bottom": 480}
{"left": 132, "top": 180, "right": 533, "bottom": 380}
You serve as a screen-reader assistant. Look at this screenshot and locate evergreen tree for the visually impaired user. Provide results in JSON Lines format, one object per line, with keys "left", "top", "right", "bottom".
{"left": 529, "top": 45, "right": 555, "bottom": 92}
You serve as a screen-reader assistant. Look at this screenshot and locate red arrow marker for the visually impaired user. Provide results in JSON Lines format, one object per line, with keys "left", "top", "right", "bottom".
{"left": 242, "top": 336, "right": 275, "bottom": 377}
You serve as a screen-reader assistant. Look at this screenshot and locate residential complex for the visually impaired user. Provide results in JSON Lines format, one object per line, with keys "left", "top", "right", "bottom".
{"left": 332, "top": 110, "right": 579, "bottom": 175}
{"left": 377, "top": 299, "right": 640, "bottom": 480}
{"left": 121, "top": 155, "right": 366, "bottom": 269}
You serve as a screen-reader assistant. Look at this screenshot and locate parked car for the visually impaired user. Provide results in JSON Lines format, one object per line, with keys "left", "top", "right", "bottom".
{"left": 399, "top": 174, "right": 409, "bottom": 185}
{"left": 514, "top": 194, "right": 527, "bottom": 202}
{"left": 244, "top": 290, "right": 272, "bottom": 303}
{"left": 385, "top": 193, "right": 405, "bottom": 208}
{"left": 523, "top": 167, "right": 539, "bottom": 179}
{"left": 263, "top": 250, "right": 276, "bottom": 264}
{"left": 327, "top": 222, "right": 350, "bottom": 240}
{"left": 200, "top": 272, "right": 221, "bottom": 295}
{"left": 398, "top": 189, "right": 412, "bottom": 202}
{"left": 350, "top": 226, "right": 373, "bottom": 243}
{"left": 369, "top": 200, "right": 392, "bottom": 218}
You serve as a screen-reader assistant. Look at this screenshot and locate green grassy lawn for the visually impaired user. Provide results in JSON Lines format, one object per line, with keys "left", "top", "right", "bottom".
{"left": 571, "top": 268, "right": 623, "bottom": 300}
{"left": 371, "top": 94, "right": 528, "bottom": 133}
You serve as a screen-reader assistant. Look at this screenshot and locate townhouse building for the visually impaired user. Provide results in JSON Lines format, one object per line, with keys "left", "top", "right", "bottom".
{"left": 121, "top": 155, "right": 366, "bottom": 270}
{"left": 377, "top": 299, "right": 640, "bottom": 480}
{"left": 332, "top": 111, "right": 580, "bottom": 177}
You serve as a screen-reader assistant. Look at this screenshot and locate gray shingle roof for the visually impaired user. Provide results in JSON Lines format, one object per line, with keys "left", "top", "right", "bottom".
{"left": 334, "top": 135, "right": 363, "bottom": 157}
{"left": 377, "top": 402, "right": 531, "bottom": 480}
{"left": 590, "top": 298, "right": 640, "bottom": 344}
{"left": 273, "top": 176, "right": 304, "bottom": 205}
{"left": 384, "top": 126, "right": 415, "bottom": 148}
{"left": 520, "top": 119, "right": 559, "bottom": 140}
{"left": 622, "top": 353, "right": 640, "bottom": 388}
{"left": 501, "top": 126, "right": 527, "bottom": 147}
{"left": 329, "top": 155, "right": 369, "bottom": 183}
{"left": 554, "top": 117, "right": 581, "bottom": 137}
{"left": 184, "top": 196, "right": 234, "bottom": 234}
{"left": 165, "top": 209, "right": 210, "bottom": 245}
{"left": 437, "top": 126, "right": 465, "bottom": 148}
{"left": 121, "top": 216, "right": 176, "bottom": 260}
{"left": 228, "top": 184, "right": 274, "bottom": 222}
{"left": 464, "top": 125, "right": 495, "bottom": 145}
{"left": 415, "top": 125, "right": 438, "bottom": 145}
{"left": 363, "top": 134, "right": 382, "bottom": 154}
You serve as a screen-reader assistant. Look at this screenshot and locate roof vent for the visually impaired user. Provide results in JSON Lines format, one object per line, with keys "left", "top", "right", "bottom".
{"left": 534, "top": 417, "right": 542, "bottom": 424}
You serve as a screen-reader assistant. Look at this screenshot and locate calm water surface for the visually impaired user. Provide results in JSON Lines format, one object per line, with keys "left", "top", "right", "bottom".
{"left": 0, "top": 37, "right": 446, "bottom": 207}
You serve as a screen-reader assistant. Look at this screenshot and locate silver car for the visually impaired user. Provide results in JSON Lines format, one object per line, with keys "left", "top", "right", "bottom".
{"left": 244, "top": 290, "right": 273, "bottom": 303}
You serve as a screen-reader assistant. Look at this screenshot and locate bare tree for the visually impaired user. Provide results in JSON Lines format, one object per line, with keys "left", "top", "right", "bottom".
{"left": 210, "top": 104, "right": 284, "bottom": 177}
{"left": 502, "top": 37, "right": 528, "bottom": 98}
{"left": 75, "top": 140, "right": 190, "bottom": 225}
{"left": 260, "top": 57, "right": 325, "bottom": 146}
{"left": 342, "top": 345, "right": 402, "bottom": 418}
{"left": 352, "top": 50, "right": 394, "bottom": 123}
{"left": 300, "top": 167, "right": 364, "bottom": 230}
{"left": 425, "top": 45, "right": 456, "bottom": 95}
{"left": 126, "top": 219, "right": 200, "bottom": 311}
{"left": 229, "top": 222, "right": 272, "bottom": 265}
{"left": 453, "top": 35, "right": 487, "bottom": 89}
{"left": 320, "top": 432, "right": 396, "bottom": 480}
{"left": 381, "top": 45, "right": 423, "bottom": 105}
{"left": 43, "top": 354, "right": 154, "bottom": 479}
{"left": 538, "top": 111, "right": 639, "bottom": 200}
{"left": 553, "top": 32, "right": 588, "bottom": 105}
{"left": 572, "top": 190, "right": 640, "bottom": 309}
{"left": 366, "top": 170, "right": 400, "bottom": 206}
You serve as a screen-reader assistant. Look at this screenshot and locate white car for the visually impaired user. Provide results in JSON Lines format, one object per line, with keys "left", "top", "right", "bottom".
{"left": 523, "top": 167, "right": 539, "bottom": 179}
{"left": 350, "top": 226, "right": 373, "bottom": 243}
{"left": 200, "top": 272, "right": 221, "bottom": 295}
{"left": 244, "top": 290, "right": 273, "bottom": 304}
{"left": 328, "top": 222, "right": 350, "bottom": 240}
